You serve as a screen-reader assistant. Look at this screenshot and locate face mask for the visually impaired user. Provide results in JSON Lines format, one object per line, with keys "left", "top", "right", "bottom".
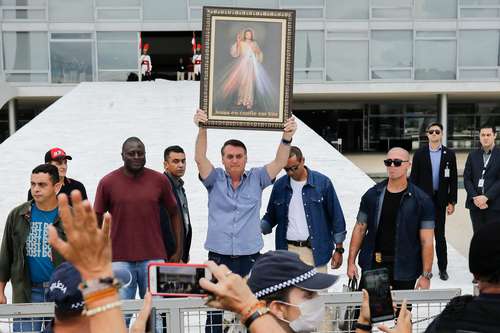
{"left": 277, "top": 296, "right": 325, "bottom": 333}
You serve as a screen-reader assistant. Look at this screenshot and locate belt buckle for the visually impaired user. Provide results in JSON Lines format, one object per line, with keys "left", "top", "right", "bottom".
{"left": 375, "top": 252, "right": 382, "bottom": 263}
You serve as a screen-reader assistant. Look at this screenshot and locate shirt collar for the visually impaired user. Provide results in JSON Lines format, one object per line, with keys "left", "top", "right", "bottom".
{"left": 165, "top": 171, "right": 184, "bottom": 187}
{"left": 429, "top": 144, "right": 442, "bottom": 152}
{"left": 482, "top": 145, "right": 494, "bottom": 155}
{"left": 223, "top": 169, "right": 249, "bottom": 182}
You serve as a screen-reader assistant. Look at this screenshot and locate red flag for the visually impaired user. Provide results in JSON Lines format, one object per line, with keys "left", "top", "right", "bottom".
{"left": 191, "top": 32, "right": 196, "bottom": 54}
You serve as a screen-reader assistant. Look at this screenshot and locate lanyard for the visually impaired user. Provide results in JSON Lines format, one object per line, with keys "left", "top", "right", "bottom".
{"left": 481, "top": 153, "right": 492, "bottom": 179}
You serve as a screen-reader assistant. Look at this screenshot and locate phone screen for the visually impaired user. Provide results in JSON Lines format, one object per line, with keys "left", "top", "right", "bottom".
{"left": 362, "top": 268, "right": 394, "bottom": 323}
{"left": 149, "top": 264, "right": 209, "bottom": 296}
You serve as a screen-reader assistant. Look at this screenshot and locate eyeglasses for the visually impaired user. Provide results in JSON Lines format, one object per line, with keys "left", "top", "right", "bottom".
{"left": 284, "top": 165, "right": 300, "bottom": 172}
{"left": 383, "top": 159, "right": 409, "bottom": 167}
{"left": 428, "top": 130, "right": 441, "bottom": 135}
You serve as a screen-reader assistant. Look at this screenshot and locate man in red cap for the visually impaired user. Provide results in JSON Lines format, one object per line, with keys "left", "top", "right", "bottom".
{"left": 28, "top": 147, "right": 87, "bottom": 206}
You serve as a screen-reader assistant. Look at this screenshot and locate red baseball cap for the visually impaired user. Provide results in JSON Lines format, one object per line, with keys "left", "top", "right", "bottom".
{"left": 45, "top": 148, "right": 72, "bottom": 163}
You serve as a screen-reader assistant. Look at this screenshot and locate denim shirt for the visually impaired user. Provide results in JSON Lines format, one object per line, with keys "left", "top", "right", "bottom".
{"left": 202, "top": 167, "right": 272, "bottom": 256}
{"left": 261, "top": 167, "right": 347, "bottom": 267}
{"left": 356, "top": 179, "right": 435, "bottom": 281}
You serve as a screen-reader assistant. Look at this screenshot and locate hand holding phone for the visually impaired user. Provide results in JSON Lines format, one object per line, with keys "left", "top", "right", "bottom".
{"left": 361, "top": 268, "right": 395, "bottom": 323}
{"left": 148, "top": 263, "right": 212, "bottom": 297}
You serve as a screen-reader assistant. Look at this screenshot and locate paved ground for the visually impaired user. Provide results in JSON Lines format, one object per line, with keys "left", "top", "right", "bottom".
{"left": 345, "top": 152, "right": 473, "bottom": 258}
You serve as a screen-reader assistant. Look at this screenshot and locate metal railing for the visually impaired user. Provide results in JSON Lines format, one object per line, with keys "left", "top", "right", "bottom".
{"left": 0, "top": 289, "right": 461, "bottom": 333}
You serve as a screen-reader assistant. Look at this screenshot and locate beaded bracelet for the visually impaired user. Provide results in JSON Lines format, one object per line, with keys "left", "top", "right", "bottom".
{"left": 82, "top": 300, "right": 122, "bottom": 317}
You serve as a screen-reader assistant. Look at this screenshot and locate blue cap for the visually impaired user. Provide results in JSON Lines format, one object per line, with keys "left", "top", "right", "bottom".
{"left": 47, "top": 262, "right": 84, "bottom": 315}
{"left": 247, "top": 250, "right": 339, "bottom": 299}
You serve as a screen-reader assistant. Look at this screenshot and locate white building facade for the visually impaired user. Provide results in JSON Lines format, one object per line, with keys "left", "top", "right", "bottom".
{"left": 1, "top": 0, "right": 500, "bottom": 151}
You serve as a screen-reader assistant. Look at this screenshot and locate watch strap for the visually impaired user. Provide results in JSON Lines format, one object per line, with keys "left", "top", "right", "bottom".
{"left": 243, "top": 307, "right": 269, "bottom": 328}
{"left": 354, "top": 321, "right": 372, "bottom": 332}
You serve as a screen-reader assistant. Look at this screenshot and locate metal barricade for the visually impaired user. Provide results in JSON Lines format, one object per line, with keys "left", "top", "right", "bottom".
{"left": 0, "top": 289, "right": 461, "bottom": 333}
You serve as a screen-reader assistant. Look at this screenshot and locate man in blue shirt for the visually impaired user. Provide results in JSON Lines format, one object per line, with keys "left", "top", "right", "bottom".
{"left": 194, "top": 109, "right": 297, "bottom": 333}
{"left": 0, "top": 164, "right": 66, "bottom": 332}
{"left": 347, "top": 148, "right": 435, "bottom": 291}
{"left": 261, "top": 146, "right": 346, "bottom": 273}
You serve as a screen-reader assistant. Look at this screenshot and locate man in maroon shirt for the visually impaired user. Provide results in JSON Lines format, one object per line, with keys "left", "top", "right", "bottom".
{"left": 94, "top": 137, "right": 183, "bottom": 301}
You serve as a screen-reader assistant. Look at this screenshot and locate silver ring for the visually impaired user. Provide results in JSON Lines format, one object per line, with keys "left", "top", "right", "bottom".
{"left": 225, "top": 270, "right": 233, "bottom": 277}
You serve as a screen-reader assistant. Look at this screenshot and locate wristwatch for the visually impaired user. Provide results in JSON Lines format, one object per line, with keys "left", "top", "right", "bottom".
{"left": 334, "top": 247, "right": 345, "bottom": 254}
{"left": 422, "top": 271, "right": 433, "bottom": 280}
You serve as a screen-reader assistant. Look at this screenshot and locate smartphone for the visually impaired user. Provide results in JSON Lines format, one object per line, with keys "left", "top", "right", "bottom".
{"left": 362, "top": 268, "right": 395, "bottom": 323}
{"left": 148, "top": 263, "right": 212, "bottom": 297}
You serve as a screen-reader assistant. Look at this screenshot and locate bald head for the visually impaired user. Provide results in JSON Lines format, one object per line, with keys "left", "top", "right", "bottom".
{"left": 385, "top": 147, "right": 411, "bottom": 181}
{"left": 387, "top": 147, "right": 409, "bottom": 160}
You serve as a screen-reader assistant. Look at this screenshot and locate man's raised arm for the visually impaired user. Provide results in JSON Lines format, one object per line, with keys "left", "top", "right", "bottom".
{"left": 265, "top": 117, "right": 297, "bottom": 179}
{"left": 194, "top": 109, "right": 214, "bottom": 180}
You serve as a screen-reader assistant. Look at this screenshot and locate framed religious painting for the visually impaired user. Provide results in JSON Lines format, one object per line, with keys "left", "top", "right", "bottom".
{"left": 199, "top": 6, "right": 295, "bottom": 130}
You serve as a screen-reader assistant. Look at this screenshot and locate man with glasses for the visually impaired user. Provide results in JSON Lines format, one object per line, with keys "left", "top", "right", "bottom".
{"left": 347, "top": 147, "right": 435, "bottom": 291}
{"left": 464, "top": 124, "right": 500, "bottom": 233}
{"left": 410, "top": 122, "right": 457, "bottom": 281}
{"left": 261, "top": 146, "right": 346, "bottom": 273}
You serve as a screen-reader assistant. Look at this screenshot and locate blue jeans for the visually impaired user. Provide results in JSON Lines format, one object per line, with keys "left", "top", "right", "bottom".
{"left": 112, "top": 259, "right": 164, "bottom": 329}
{"left": 112, "top": 259, "right": 164, "bottom": 300}
{"left": 13, "top": 286, "right": 50, "bottom": 332}
{"left": 205, "top": 252, "right": 260, "bottom": 333}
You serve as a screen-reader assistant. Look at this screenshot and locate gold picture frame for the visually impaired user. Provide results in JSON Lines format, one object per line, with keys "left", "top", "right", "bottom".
{"left": 199, "top": 6, "right": 295, "bottom": 131}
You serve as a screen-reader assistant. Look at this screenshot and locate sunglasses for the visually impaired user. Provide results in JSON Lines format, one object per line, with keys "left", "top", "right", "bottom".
{"left": 284, "top": 165, "right": 300, "bottom": 172}
{"left": 383, "top": 159, "right": 409, "bottom": 167}
{"left": 428, "top": 130, "right": 441, "bottom": 135}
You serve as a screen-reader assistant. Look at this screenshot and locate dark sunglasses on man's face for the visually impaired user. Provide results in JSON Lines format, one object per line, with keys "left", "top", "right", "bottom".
{"left": 383, "top": 159, "right": 408, "bottom": 167}
{"left": 284, "top": 165, "right": 300, "bottom": 172}
{"left": 428, "top": 129, "right": 441, "bottom": 135}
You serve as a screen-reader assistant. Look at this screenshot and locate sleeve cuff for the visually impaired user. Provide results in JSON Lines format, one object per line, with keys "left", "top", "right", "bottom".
{"left": 421, "top": 220, "right": 435, "bottom": 229}
{"left": 356, "top": 211, "right": 368, "bottom": 225}
{"left": 259, "top": 167, "right": 273, "bottom": 188}
{"left": 261, "top": 220, "right": 272, "bottom": 235}
{"left": 333, "top": 231, "right": 347, "bottom": 244}
{"left": 201, "top": 168, "right": 217, "bottom": 188}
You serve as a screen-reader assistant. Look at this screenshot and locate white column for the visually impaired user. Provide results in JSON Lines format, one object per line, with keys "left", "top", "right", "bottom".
{"left": 8, "top": 99, "right": 16, "bottom": 136}
{"left": 440, "top": 94, "right": 448, "bottom": 146}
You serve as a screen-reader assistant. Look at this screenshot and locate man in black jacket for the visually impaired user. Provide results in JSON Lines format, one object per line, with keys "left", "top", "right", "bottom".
{"left": 410, "top": 122, "right": 458, "bottom": 281}
{"left": 464, "top": 124, "right": 500, "bottom": 232}
{"left": 160, "top": 145, "right": 192, "bottom": 263}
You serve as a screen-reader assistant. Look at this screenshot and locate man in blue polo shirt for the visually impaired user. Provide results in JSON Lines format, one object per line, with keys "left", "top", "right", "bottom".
{"left": 193, "top": 109, "right": 297, "bottom": 333}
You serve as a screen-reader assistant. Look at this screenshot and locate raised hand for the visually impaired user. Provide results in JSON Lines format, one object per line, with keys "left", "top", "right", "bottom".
{"left": 48, "top": 190, "right": 113, "bottom": 281}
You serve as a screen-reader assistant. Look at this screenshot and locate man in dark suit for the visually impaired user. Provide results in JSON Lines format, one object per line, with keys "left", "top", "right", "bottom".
{"left": 464, "top": 124, "right": 500, "bottom": 233}
{"left": 411, "top": 122, "right": 457, "bottom": 281}
{"left": 160, "top": 145, "right": 192, "bottom": 263}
